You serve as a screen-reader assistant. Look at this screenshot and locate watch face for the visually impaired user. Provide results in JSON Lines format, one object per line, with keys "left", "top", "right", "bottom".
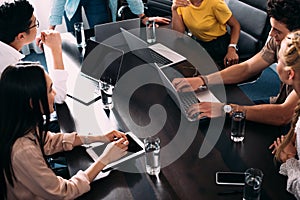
{"left": 224, "top": 105, "right": 232, "bottom": 113}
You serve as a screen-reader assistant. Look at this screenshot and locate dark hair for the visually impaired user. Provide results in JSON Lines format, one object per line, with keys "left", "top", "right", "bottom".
{"left": 0, "top": 0, "right": 34, "bottom": 44}
{"left": 267, "top": 0, "right": 300, "bottom": 31}
{"left": 0, "top": 64, "right": 50, "bottom": 200}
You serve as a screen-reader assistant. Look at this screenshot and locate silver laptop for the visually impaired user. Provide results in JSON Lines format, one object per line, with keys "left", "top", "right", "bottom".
{"left": 67, "top": 40, "right": 124, "bottom": 105}
{"left": 86, "top": 132, "right": 145, "bottom": 172}
{"left": 152, "top": 63, "right": 220, "bottom": 121}
{"left": 95, "top": 18, "right": 140, "bottom": 48}
{"left": 120, "top": 28, "right": 186, "bottom": 69}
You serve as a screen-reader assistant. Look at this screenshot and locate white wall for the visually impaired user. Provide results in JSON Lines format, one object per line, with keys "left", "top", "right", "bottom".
{"left": 1, "top": 0, "right": 89, "bottom": 54}
{"left": 29, "top": 0, "right": 67, "bottom": 33}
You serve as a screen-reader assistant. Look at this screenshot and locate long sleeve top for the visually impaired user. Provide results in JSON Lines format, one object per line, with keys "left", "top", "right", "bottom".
{"left": 49, "top": 0, "right": 144, "bottom": 25}
{"left": 0, "top": 41, "right": 68, "bottom": 104}
{"left": 279, "top": 117, "right": 300, "bottom": 199}
{"left": 6, "top": 131, "right": 90, "bottom": 200}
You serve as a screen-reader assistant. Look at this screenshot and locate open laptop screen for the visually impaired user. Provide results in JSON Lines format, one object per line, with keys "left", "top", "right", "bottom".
{"left": 81, "top": 39, "right": 124, "bottom": 86}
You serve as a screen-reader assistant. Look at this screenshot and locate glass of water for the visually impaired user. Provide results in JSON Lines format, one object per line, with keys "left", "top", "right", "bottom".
{"left": 100, "top": 81, "right": 114, "bottom": 110}
{"left": 146, "top": 20, "right": 156, "bottom": 44}
{"left": 74, "top": 22, "right": 86, "bottom": 48}
{"left": 144, "top": 136, "right": 160, "bottom": 176}
{"left": 231, "top": 107, "right": 246, "bottom": 142}
{"left": 243, "top": 168, "right": 264, "bottom": 200}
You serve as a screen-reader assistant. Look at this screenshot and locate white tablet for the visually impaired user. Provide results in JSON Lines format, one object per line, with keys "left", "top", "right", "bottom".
{"left": 86, "top": 132, "right": 145, "bottom": 172}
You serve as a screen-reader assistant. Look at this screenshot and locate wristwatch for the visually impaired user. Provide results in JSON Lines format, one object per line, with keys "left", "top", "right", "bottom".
{"left": 223, "top": 104, "right": 233, "bottom": 114}
{"left": 228, "top": 44, "right": 238, "bottom": 51}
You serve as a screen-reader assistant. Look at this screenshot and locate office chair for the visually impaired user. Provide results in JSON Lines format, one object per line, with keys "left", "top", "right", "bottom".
{"left": 146, "top": 0, "right": 172, "bottom": 17}
{"left": 227, "top": 0, "right": 271, "bottom": 62}
{"left": 117, "top": 0, "right": 148, "bottom": 21}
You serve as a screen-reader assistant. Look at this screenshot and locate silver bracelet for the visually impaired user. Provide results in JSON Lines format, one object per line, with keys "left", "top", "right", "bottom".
{"left": 84, "top": 136, "right": 90, "bottom": 144}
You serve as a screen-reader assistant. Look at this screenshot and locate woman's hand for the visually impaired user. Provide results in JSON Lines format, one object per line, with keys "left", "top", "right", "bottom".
{"left": 147, "top": 16, "right": 171, "bottom": 26}
{"left": 172, "top": 0, "right": 190, "bottom": 11}
{"left": 224, "top": 48, "right": 239, "bottom": 67}
{"left": 269, "top": 135, "right": 296, "bottom": 162}
{"left": 103, "top": 130, "right": 127, "bottom": 143}
{"left": 98, "top": 138, "right": 129, "bottom": 165}
{"left": 269, "top": 135, "right": 286, "bottom": 154}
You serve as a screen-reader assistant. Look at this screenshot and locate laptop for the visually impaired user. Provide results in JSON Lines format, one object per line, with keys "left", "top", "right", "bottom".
{"left": 153, "top": 63, "right": 220, "bottom": 121}
{"left": 120, "top": 28, "right": 186, "bottom": 69}
{"left": 67, "top": 40, "right": 124, "bottom": 105}
{"left": 95, "top": 18, "right": 141, "bottom": 43}
{"left": 86, "top": 132, "right": 145, "bottom": 172}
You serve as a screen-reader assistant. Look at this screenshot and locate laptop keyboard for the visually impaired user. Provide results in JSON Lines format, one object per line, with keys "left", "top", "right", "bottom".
{"left": 149, "top": 49, "right": 172, "bottom": 67}
{"left": 132, "top": 47, "right": 172, "bottom": 67}
{"left": 178, "top": 91, "right": 201, "bottom": 121}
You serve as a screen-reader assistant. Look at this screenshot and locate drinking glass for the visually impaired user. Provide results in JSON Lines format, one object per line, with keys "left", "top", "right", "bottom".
{"left": 100, "top": 81, "right": 114, "bottom": 110}
{"left": 231, "top": 107, "right": 246, "bottom": 142}
{"left": 144, "top": 136, "right": 160, "bottom": 175}
{"left": 74, "top": 22, "right": 86, "bottom": 47}
{"left": 146, "top": 20, "right": 156, "bottom": 44}
{"left": 243, "top": 168, "right": 264, "bottom": 200}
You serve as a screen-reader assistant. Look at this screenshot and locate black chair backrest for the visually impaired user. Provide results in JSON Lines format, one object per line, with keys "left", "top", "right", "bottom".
{"left": 146, "top": 0, "right": 172, "bottom": 17}
{"left": 227, "top": 0, "right": 271, "bottom": 62}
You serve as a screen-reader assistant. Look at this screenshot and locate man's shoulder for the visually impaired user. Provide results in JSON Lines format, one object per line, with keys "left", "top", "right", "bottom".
{"left": 0, "top": 41, "right": 24, "bottom": 73}
{"left": 259, "top": 37, "right": 279, "bottom": 64}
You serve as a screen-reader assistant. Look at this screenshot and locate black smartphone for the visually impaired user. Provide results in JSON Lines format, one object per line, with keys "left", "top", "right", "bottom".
{"left": 216, "top": 172, "right": 245, "bottom": 186}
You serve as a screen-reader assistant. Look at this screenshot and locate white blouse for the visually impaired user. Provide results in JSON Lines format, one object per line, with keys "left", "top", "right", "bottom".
{"left": 280, "top": 116, "right": 300, "bottom": 199}
{"left": 0, "top": 41, "right": 68, "bottom": 104}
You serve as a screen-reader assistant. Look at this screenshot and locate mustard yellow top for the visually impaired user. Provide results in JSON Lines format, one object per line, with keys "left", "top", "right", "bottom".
{"left": 177, "top": 0, "right": 232, "bottom": 42}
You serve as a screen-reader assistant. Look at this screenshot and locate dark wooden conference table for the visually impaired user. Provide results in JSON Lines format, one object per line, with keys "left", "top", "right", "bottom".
{"left": 49, "top": 25, "right": 295, "bottom": 200}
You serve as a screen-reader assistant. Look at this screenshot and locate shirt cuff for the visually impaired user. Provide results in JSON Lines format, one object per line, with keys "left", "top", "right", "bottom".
{"left": 49, "top": 15, "right": 63, "bottom": 26}
{"left": 50, "top": 69, "right": 68, "bottom": 104}
{"left": 62, "top": 132, "right": 77, "bottom": 151}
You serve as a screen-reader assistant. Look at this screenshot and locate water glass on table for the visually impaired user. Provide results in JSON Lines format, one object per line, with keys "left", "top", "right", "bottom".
{"left": 74, "top": 22, "right": 86, "bottom": 48}
{"left": 144, "top": 136, "right": 160, "bottom": 176}
{"left": 146, "top": 20, "right": 156, "bottom": 44}
{"left": 231, "top": 106, "right": 246, "bottom": 142}
{"left": 243, "top": 168, "right": 263, "bottom": 200}
{"left": 100, "top": 81, "right": 114, "bottom": 110}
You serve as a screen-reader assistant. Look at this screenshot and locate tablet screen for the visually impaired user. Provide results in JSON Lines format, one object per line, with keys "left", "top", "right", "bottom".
{"left": 86, "top": 132, "right": 145, "bottom": 172}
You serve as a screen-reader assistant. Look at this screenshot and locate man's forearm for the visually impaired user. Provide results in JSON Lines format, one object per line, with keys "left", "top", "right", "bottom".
{"left": 243, "top": 103, "right": 295, "bottom": 126}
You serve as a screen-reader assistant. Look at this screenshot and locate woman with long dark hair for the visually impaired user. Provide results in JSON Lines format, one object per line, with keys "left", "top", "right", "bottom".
{"left": 0, "top": 64, "right": 128, "bottom": 199}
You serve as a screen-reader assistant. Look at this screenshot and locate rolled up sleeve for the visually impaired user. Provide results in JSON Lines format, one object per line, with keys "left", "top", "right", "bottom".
{"left": 49, "top": 0, "right": 66, "bottom": 26}
{"left": 50, "top": 69, "right": 68, "bottom": 104}
{"left": 127, "top": 0, "right": 144, "bottom": 15}
{"left": 43, "top": 132, "right": 77, "bottom": 155}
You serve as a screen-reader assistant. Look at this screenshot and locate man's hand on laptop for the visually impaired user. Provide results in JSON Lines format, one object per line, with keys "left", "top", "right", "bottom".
{"left": 172, "top": 77, "right": 204, "bottom": 92}
{"left": 187, "top": 102, "right": 224, "bottom": 119}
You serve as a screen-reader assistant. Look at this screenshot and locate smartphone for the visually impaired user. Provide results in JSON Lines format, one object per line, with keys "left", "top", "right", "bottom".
{"left": 216, "top": 172, "right": 245, "bottom": 186}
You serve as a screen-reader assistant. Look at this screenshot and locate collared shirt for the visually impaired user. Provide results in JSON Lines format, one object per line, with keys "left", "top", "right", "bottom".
{"left": 6, "top": 131, "right": 90, "bottom": 199}
{"left": 0, "top": 41, "right": 24, "bottom": 74}
{"left": 49, "top": 0, "right": 144, "bottom": 25}
{"left": 0, "top": 41, "right": 68, "bottom": 104}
